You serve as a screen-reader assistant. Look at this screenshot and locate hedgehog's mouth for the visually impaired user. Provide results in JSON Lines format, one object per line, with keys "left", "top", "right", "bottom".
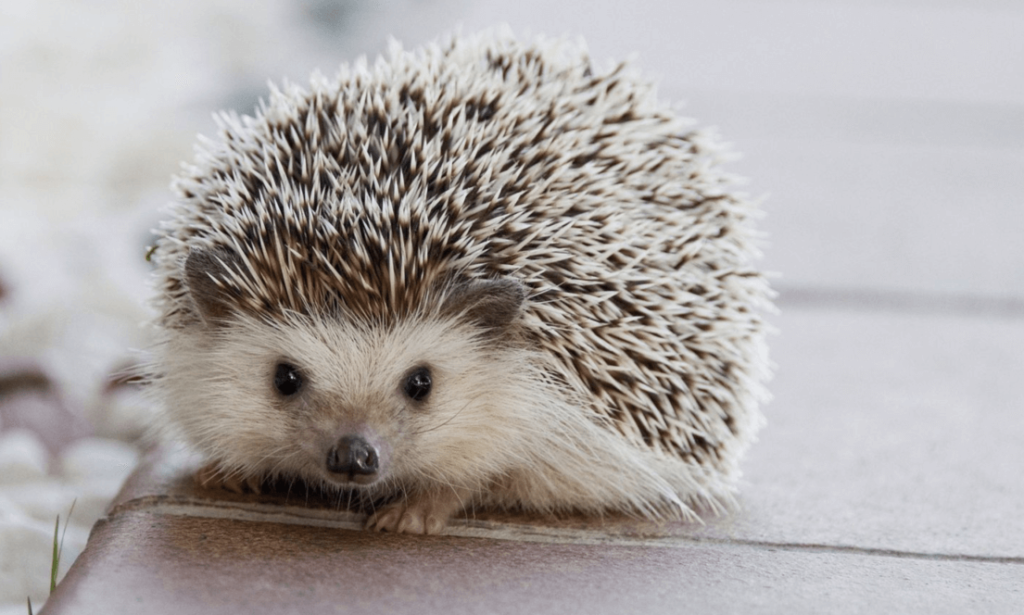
{"left": 326, "top": 472, "right": 380, "bottom": 487}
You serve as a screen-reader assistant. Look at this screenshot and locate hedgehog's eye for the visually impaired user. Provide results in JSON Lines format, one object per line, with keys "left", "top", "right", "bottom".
{"left": 403, "top": 367, "right": 432, "bottom": 402}
{"left": 274, "top": 363, "right": 303, "bottom": 396}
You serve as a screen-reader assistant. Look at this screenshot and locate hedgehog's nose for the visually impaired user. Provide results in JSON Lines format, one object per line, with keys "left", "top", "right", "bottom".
{"left": 326, "top": 435, "right": 379, "bottom": 481}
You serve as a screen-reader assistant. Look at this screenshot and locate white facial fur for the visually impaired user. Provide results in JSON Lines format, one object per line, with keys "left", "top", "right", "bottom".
{"left": 156, "top": 307, "right": 714, "bottom": 518}
{"left": 159, "top": 310, "right": 509, "bottom": 491}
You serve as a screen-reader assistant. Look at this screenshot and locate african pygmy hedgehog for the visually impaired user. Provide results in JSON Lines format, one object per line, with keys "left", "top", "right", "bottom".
{"left": 149, "top": 31, "right": 772, "bottom": 534}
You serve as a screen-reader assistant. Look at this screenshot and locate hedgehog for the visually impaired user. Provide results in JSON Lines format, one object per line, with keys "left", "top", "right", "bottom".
{"left": 148, "top": 31, "right": 772, "bottom": 535}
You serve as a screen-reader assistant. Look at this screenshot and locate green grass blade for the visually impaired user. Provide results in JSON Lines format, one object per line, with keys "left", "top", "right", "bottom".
{"left": 47, "top": 500, "right": 77, "bottom": 595}
{"left": 50, "top": 515, "right": 60, "bottom": 593}
{"left": 59, "top": 500, "right": 76, "bottom": 564}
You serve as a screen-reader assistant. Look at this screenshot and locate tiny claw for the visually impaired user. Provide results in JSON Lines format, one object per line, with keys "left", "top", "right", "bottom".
{"left": 364, "top": 491, "right": 464, "bottom": 535}
{"left": 424, "top": 516, "right": 444, "bottom": 535}
{"left": 366, "top": 507, "right": 402, "bottom": 532}
{"left": 245, "top": 475, "right": 263, "bottom": 495}
{"left": 195, "top": 464, "right": 217, "bottom": 489}
{"left": 397, "top": 511, "right": 424, "bottom": 535}
{"left": 221, "top": 474, "right": 245, "bottom": 494}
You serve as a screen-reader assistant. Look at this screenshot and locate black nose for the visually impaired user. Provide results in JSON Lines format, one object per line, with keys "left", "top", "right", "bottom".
{"left": 326, "top": 435, "right": 379, "bottom": 478}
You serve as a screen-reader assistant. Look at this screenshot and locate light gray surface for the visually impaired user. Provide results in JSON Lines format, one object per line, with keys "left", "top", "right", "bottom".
{"left": 460, "top": 0, "right": 1024, "bottom": 103}
{"left": 739, "top": 139, "right": 1024, "bottom": 297}
{"left": 677, "top": 92, "right": 1024, "bottom": 297}
{"left": 698, "top": 306, "right": 1024, "bottom": 558}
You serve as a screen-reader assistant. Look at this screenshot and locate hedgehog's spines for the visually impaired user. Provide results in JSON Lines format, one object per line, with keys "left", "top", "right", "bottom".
{"left": 153, "top": 30, "right": 771, "bottom": 518}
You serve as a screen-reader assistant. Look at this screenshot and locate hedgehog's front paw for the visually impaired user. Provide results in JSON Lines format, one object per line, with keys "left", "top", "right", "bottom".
{"left": 194, "top": 462, "right": 263, "bottom": 495}
{"left": 366, "top": 498, "right": 449, "bottom": 535}
{"left": 365, "top": 491, "right": 467, "bottom": 535}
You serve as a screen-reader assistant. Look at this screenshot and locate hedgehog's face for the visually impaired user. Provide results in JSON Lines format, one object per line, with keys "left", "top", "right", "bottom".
{"left": 221, "top": 313, "right": 526, "bottom": 494}
{"left": 165, "top": 250, "right": 528, "bottom": 497}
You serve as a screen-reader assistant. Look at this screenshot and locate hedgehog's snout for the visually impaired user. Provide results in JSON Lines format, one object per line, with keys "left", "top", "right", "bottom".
{"left": 326, "top": 435, "right": 380, "bottom": 484}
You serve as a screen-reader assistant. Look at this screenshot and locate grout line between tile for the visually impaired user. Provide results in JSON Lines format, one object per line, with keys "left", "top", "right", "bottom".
{"left": 687, "top": 536, "right": 1024, "bottom": 566}
{"left": 112, "top": 498, "right": 1024, "bottom": 565}
{"left": 774, "top": 285, "right": 1024, "bottom": 320}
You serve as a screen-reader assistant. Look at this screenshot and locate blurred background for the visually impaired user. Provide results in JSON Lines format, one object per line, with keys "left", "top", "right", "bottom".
{"left": 1, "top": 0, "right": 1021, "bottom": 611}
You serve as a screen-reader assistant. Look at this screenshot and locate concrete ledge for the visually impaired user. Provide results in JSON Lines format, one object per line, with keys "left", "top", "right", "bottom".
{"left": 43, "top": 493, "right": 1023, "bottom": 615}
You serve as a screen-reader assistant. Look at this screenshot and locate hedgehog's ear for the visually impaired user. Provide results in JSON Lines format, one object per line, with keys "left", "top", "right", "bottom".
{"left": 441, "top": 277, "right": 526, "bottom": 333}
{"left": 184, "top": 248, "right": 238, "bottom": 325}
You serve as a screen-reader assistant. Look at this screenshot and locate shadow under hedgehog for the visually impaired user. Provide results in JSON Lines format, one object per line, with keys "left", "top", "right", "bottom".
{"left": 147, "top": 30, "right": 773, "bottom": 535}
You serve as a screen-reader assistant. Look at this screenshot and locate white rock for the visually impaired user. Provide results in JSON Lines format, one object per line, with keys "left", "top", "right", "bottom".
{"left": 59, "top": 437, "right": 138, "bottom": 484}
{"left": 0, "top": 490, "right": 90, "bottom": 607}
{"left": 89, "top": 385, "right": 156, "bottom": 443}
{"left": 0, "top": 429, "right": 49, "bottom": 484}
{"left": 1, "top": 603, "right": 41, "bottom": 615}
{"left": 1, "top": 479, "right": 114, "bottom": 531}
{"left": 0, "top": 507, "right": 56, "bottom": 607}
{"left": 0, "top": 480, "right": 68, "bottom": 524}
{"left": 52, "top": 478, "right": 124, "bottom": 532}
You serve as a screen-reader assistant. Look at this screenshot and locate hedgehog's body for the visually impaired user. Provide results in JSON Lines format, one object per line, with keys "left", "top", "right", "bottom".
{"left": 151, "top": 33, "right": 772, "bottom": 534}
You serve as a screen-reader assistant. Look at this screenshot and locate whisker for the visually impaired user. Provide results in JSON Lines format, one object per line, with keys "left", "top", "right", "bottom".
{"left": 410, "top": 389, "right": 491, "bottom": 437}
